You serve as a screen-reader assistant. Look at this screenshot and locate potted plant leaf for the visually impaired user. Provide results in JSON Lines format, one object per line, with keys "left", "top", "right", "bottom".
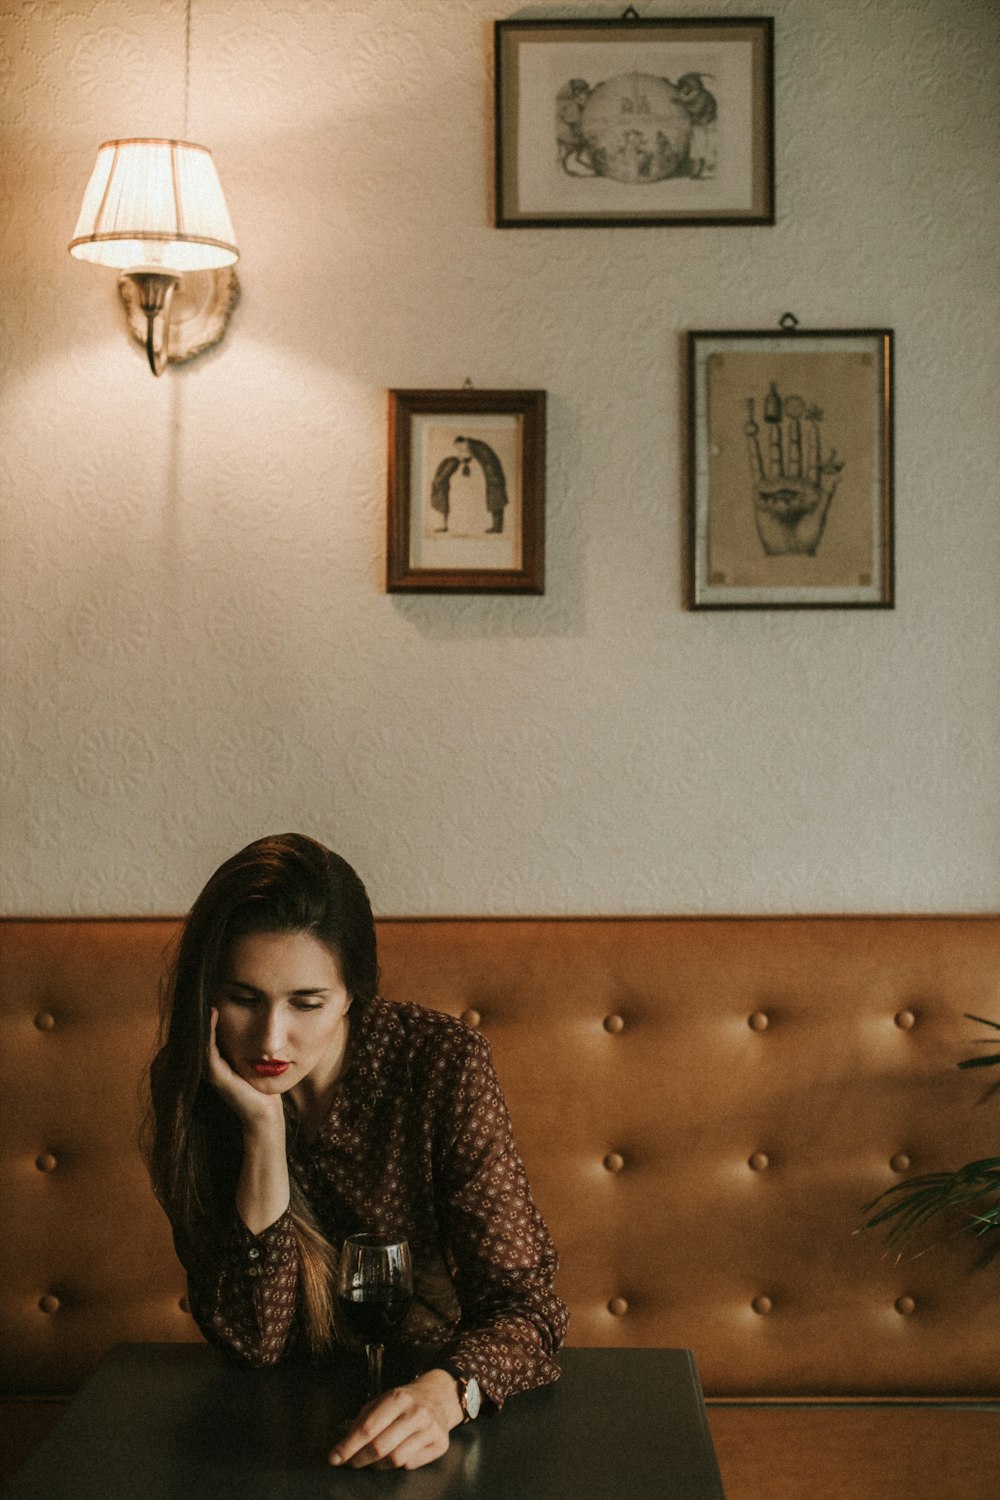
{"left": 863, "top": 1015, "right": 1000, "bottom": 1264}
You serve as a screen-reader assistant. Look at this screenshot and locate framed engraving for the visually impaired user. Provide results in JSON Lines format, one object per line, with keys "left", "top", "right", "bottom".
{"left": 495, "top": 15, "right": 774, "bottom": 227}
{"left": 688, "top": 328, "right": 894, "bottom": 609}
{"left": 387, "top": 389, "right": 545, "bottom": 593}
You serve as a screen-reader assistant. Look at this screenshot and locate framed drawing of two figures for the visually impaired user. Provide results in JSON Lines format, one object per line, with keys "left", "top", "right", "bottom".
{"left": 387, "top": 389, "right": 545, "bottom": 593}
{"left": 688, "top": 328, "right": 895, "bottom": 609}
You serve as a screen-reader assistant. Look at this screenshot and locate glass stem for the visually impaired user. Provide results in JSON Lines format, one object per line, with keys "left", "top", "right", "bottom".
{"left": 365, "top": 1342, "right": 384, "bottom": 1401}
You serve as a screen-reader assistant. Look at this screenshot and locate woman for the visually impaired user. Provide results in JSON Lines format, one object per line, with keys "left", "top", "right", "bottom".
{"left": 146, "top": 833, "right": 567, "bottom": 1471}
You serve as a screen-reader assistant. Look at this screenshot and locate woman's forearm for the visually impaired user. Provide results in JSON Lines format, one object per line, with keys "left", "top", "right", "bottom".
{"left": 236, "top": 1117, "right": 290, "bottom": 1234}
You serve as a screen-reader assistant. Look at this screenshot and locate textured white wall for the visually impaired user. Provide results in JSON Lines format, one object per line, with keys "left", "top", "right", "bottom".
{"left": 1, "top": 0, "right": 998, "bottom": 916}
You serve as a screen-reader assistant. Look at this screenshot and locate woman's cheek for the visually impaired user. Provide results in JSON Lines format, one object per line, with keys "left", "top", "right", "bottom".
{"left": 214, "top": 1015, "right": 241, "bottom": 1066}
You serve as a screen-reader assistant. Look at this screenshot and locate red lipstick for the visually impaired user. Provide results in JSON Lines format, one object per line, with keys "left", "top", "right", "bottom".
{"left": 251, "top": 1061, "right": 290, "bottom": 1077}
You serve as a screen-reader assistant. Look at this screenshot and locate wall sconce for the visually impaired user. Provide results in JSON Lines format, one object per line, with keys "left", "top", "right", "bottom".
{"left": 69, "top": 137, "right": 240, "bottom": 376}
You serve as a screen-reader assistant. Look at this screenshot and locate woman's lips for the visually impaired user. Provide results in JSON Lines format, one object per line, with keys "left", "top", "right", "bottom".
{"left": 251, "top": 1061, "right": 290, "bottom": 1077}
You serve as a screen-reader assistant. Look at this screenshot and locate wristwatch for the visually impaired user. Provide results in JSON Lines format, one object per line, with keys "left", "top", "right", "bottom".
{"left": 444, "top": 1365, "right": 482, "bottom": 1423}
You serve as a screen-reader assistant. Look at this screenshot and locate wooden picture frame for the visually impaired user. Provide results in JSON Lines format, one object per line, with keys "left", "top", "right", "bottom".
{"left": 387, "top": 389, "right": 546, "bottom": 593}
{"left": 495, "top": 15, "right": 774, "bottom": 228}
{"left": 687, "top": 327, "right": 894, "bottom": 609}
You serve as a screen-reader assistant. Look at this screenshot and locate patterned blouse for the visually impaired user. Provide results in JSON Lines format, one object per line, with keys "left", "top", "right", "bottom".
{"left": 171, "top": 998, "right": 568, "bottom": 1411}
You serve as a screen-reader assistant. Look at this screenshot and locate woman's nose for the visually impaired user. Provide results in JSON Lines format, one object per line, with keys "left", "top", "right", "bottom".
{"left": 259, "top": 1006, "right": 287, "bottom": 1056}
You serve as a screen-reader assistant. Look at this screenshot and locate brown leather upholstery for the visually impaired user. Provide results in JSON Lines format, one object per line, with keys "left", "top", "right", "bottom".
{"left": 706, "top": 1403, "right": 1000, "bottom": 1500}
{"left": 2, "top": 916, "right": 999, "bottom": 1416}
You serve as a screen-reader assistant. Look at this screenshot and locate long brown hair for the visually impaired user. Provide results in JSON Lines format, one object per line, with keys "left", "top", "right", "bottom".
{"left": 145, "top": 833, "right": 379, "bottom": 1355}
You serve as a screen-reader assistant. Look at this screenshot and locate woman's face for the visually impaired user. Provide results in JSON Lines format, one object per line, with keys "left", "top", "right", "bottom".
{"left": 214, "top": 930, "right": 352, "bottom": 1098}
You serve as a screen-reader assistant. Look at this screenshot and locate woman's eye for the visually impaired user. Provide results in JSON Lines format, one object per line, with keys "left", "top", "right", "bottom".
{"left": 293, "top": 1001, "right": 323, "bottom": 1012}
{"left": 224, "top": 992, "right": 258, "bottom": 1007}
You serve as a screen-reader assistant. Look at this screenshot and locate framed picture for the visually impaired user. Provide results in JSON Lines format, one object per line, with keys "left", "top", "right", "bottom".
{"left": 495, "top": 15, "right": 774, "bottom": 228}
{"left": 687, "top": 328, "right": 894, "bottom": 609}
{"left": 387, "top": 389, "right": 545, "bottom": 593}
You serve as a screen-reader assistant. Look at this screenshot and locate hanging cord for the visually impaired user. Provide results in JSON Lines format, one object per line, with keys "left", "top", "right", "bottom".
{"left": 182, "top": 0, "right": 191, "bottom": 138}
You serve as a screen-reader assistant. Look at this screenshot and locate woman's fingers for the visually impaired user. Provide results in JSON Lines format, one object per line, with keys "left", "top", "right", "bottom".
{"left": 205, "top": 1008, "right": 284, "bottom": 1128}
{"left": 329, "top": 1387, "right": 449, "bottom": 1470}
{"left": 330, "top": 1393, "right": 415, "bottom": 1467}
{"left": 382, "top": 1430, "right": 448, "bottom": 1470}
{"left": 207, "top": 1008, "right": 227, "bottom": 1074}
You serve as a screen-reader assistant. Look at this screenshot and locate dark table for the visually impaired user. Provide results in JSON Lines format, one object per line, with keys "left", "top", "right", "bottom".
{"left": 3, "top": 1344, "right": 725, "bottom": 1500}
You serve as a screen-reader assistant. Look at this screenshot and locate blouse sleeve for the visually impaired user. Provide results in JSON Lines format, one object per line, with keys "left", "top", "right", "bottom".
{"left": 433, "top": 1031, "right": 568, "bottom": 1410}
{"left": 174, "top": 1208, "right": 301, "bottom": 1368}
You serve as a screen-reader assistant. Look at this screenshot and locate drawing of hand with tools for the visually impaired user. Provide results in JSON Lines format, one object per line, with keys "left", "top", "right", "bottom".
{"left": 744, "top": 383, "right": 844, "bottom": 555}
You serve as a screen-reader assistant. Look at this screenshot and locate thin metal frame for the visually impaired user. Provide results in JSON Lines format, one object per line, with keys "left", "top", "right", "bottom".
{"left": 686, "top": 327, "right": 895, "bottom": 611}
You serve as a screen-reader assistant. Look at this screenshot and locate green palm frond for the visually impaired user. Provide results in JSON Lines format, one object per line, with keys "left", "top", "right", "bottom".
{"left": 864, "top": 1158, "right": 1000, "bottom": 1241}
{"left": 861, "top": 1017, "right": 1000, "bottom": 1265}
{"left": 957, "top": 1014, "right": 1000, "bottom": 1070}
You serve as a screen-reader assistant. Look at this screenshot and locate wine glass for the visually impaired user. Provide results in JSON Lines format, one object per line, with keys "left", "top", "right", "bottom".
{"left": 338, "top": 1232, "right": 413, "bottom": 1401}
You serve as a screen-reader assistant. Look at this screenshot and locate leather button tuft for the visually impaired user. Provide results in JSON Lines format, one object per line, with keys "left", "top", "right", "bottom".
{"left": 39, "top": 1294, "right": 60, "bottom": 1314}
{"left": 895, "top": 1295, "right": 916, "bottom": 1316}
{"left": 34, "top": 1012, "right": 56, "bottom": 1031}
{"left": 894, "top": 1010, "right": 916, "bottom": 1030}
{"left": 752, "top": 1295, "right": 773, "bottom": 1315}
{"left": 603, "top": 1152, "right": 625, "bottom": 1173}
{"left": 460, "top": 1008, "right": 481, "bottom": 1030}
{"left": 607, "top": 1297, "right": 628, "bottom": 1317}
{"left": 748, "top": 1011, "right": 769, "bottom": 1032}
{"left": 890, "top": 1153, "right": 911, "bottom": 1173}
{"left": 179, "top": 1297, "right": 191, "bottom": 1314}
{"left": 748, "top": 1152, "right": 769, "bottom": 1172}
{"left": 35, "top": 1152, "right": 58, "bottom": 1173}
{"left": 603, "top": 1014, "right": 625, "bottom": 1034}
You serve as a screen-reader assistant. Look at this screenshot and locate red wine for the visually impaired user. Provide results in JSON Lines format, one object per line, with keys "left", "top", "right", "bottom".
{"left": 338, "top": 1290, "right": 411, "bottom": 1344}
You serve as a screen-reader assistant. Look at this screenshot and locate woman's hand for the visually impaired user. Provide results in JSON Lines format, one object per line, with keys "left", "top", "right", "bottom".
{"left": 208, "top": 1009, "right": 290, "bottom": 1234}
{"left": 207, "top": 1009, "right": 285, "bottom": 1132}
{"left": 329, "top": 1369, "right": 463, "bottom": 1470}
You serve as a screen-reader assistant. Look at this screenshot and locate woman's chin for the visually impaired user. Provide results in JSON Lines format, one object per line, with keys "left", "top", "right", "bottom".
{"left": 243, "top": 1069, "right": 295, "bottom": 1093}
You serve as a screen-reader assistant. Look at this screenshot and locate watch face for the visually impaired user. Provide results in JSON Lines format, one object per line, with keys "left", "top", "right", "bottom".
{"left": 464, "top": 1376, "right": 482, "bottom": 1420}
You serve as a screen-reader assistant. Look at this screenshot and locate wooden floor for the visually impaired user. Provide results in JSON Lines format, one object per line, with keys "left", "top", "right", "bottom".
{"left": 707, "top": 1403, "right": 1000, "bottom": 1500}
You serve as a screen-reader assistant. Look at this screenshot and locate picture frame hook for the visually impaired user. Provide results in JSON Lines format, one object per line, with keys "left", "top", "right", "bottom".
{"left": 779, "top": 312, "right": 800, "bottom": 332}
{"left": 622, "top": 6, "right": 641, "bottom": 20}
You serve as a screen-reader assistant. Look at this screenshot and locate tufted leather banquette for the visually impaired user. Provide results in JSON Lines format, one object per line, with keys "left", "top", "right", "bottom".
{"left": 2, "top": 915, "right": 999, "bottom": 1486}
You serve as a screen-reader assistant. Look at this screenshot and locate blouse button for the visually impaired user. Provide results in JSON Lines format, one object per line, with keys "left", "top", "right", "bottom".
{"left": 248, "top": 1248, "right": 261, "bottom": 1260}
{"left": 890, "top": 1153, "right": 911, "bottom": 1173}
{"left": 748, "top": 1011, "right": 769, "bottom": 1032}
{"left": 748, "top": 1152, "right": 769, "bottom": 1172}
{"left": 35, "top": 1152, "right": 58, "bottom": 1173}
{"left": 460, "top": 1008, "right": 482, "bottom": 1030}
{"left": 895, "top": 1295, "right": 916, "bottom": 1316}
{"left": 894, "top": 1010, "right": 916, "bottom": 1030}
{"left": 752, "top": 1295, "right": 773, "bottom": 1315}
{"left": 603, "top": 1014, "right": 625, "bottom": 1034}
{"left": 603, "top": 1152, "right": 625, "bottom": 1173}
{"left": 39, "top": 1294, "right": 60, "bottom": 1314}
{"left": 34, "top": 1012, "right": 56, "bottom": 1031}
{"left": 607, "top": 1296, "right": 629, "bottom": 1317}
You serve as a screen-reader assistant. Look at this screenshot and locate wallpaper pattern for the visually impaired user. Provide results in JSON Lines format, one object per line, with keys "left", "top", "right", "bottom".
{"left": 1, "top": 0, "right": 998, "bottom": 915}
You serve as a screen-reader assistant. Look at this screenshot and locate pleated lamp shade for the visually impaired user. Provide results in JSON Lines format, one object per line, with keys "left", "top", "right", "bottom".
{"left": 69, "top": 138, "right": 239, "bottom": 273}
